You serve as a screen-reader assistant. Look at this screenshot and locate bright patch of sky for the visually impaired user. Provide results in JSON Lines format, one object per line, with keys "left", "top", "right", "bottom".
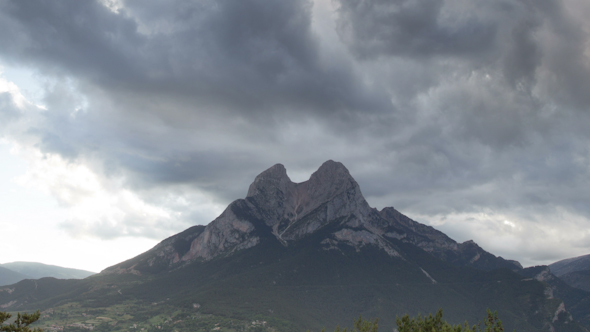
{"left": 0, "top": 63, "right": 45, "bottom": 108}
{"left": 0, "top": 141, "right": 161, "bottom": 272}
{"left": 0, "top": 69, "right": 160, "bottom": 272}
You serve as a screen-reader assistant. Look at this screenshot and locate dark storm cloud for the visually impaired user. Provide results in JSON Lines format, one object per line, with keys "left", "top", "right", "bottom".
{"left": 335, "top": 0, "right": 590, "bottom": 108}
{"left": 0, "top": 1, "right": 143, "bottom": 86}
{"left": 329, "top": 0, "right": 590, "bottom": 224}
{"left": 336, "top": 0, "right": 496, "bottom": 58}
{"left": 1, "top": 0, "right": 590, "bottom": 264}
{"left": 0, "top": 0, "right": 385, "bottom": 200}
{"left": 0, "top": 0, "right": 390, "bottom": 119}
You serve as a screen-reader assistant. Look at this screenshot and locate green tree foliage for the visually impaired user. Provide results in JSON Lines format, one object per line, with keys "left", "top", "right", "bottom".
{"left": 397, "top": 309, "right": 503, "bottom": 332}
{"left": 326, "top": 309, "right": 503, "bottom": 332}
{"left": 329, "top": 316, "right": 379, "bottom": 332}
{"left": 0, "top": 311, "right": 43, "bottom": 332}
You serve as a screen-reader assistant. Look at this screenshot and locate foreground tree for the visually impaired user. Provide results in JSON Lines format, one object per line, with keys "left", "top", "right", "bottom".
{"left": 0, "top": 311, "right": 43, "bottom": 332}
{"left": 397, "top": 309, "right": 503, "bottom": 332}
{"left": 324, "top": 309, "right": 503, "bottom": 332}
{"left": 328, "top": 316, "right": 379, "bottom": 332}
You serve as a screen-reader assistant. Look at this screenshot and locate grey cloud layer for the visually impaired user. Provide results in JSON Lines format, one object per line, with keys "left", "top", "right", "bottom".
{"left": 1, "top": 0, "right": 589, "bottom": 264}
{"left": 0, "top": 0, "right": 389, "bottom": 117}
{"left": 337, "top": 0, "right": 590, "bottom": 108}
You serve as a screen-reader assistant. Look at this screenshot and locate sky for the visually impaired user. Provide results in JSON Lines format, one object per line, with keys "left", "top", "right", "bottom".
{"left": 1, "top": 0, "right": 590, "bottom": 273}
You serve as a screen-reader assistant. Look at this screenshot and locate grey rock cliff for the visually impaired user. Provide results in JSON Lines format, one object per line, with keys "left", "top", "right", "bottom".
{"left": 246, "top": 160, "right": 373, "bottom": 243}
{"left": 182, "top": 200, "right": 260, "bottom": 261}
{"left": 178, "top": 160, "right": 382, "bottom": 261}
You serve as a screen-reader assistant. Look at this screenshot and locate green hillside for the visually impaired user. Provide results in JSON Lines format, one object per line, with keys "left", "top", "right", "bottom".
{"left": 2, "top": 230, "right": 584, "bottom": 332}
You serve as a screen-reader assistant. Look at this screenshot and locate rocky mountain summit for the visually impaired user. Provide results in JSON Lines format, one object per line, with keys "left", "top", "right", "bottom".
{"left": 106, "top": 160, "right": 520, "bottom": 275}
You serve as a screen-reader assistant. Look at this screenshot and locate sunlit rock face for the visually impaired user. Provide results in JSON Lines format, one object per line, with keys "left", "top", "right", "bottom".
{"left": 246, "top": 160, "right": 373, "bottom": 243}
{"left": 181, "top": 160, "right": 376, "bottom": 261}
{"left": 182, "top": 200, "right": 260, "bottom": 261}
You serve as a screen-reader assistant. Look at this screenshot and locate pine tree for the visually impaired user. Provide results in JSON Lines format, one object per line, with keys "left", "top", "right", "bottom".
{"left": 324, "top": 309, "right": 503, "bottom": 332}
{"left": 396, "top": 309, "right": 503, "bottom": 332}
{"left": 0, "top": 311, "right": 43, "bottom": 332}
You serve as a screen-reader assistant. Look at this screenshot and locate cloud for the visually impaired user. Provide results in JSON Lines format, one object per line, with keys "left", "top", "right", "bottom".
{"left": 0, "top": 0, "right": 391, "bottom": 119}
{"left": 0, "top": 92, "right": 21, "bottom": 125}
{"left": 335, "top": 0, "right": 497, "bottom": 59}
{"left": 0, "top": 0, "right": 590, "bottom": 265}
{"left": 12, "top": 144, "right": 223, "bottom": 240}
{"left": 426, "top": 208, "right": 590, "bottom": 266}
{"left": 0, "top": 75, "right": 28, "bottom": 126}
{"left": 335, "top": 0, "right": 590, "bottom": 108}
{"left": 0, "top": 0, "right": 392, "bottom": 194}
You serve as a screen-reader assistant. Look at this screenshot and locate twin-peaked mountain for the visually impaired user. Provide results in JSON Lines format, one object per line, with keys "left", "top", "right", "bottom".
{"left": 107, "top": 161, "right": 520, "bottom": 275}
{"left": 1, "top": 161, "right": 587, "bottom": 332}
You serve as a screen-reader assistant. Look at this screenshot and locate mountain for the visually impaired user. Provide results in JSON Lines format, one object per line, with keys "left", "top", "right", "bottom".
{"left": 551, "top": 254, "right": 590, "bottom": 277}
{"left": 106, "top": 161, "right": 521, "bottom": 275}
{"left": 0, "top": 161, "right": 586, "bottom": 332}
{"left": 0, "top": 266, "right": 29, "bottom": 287}
{"left": 549, "top": 254, "right": 590, "bottom": 294}
{"left": 559, "top": 270, "right": 590, "bottom": 293}
{"left": 520, "top": 265, "right": 590, "bottom": 329}
{"left": 1, "top": 262, "right": 96, "bottom": 280}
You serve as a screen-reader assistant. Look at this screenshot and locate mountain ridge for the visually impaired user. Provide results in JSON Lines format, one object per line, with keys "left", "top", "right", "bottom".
{"left": 0, "top": 262, "right": 95, "bottom": 286}
{"left": 549, "top": 254, "right": 590, "bottom": 300}
{"left": 550, "top": 254, "right": 590, "bottom": 277}
{"left": 0, "top": 266, "right": 29, "bottom": 287}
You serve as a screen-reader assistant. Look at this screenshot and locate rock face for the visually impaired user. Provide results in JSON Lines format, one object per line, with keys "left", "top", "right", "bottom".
{"left": 181, "top": 160, "right": 383, "bottom": 261}
{"left": 246, "top": 160, "right": 372, "bottom": 243}
{"left": 182, "top": 200, "right": 260, "bottom": 261}
{"left": 106, "top": 160, "right": 522, "bottom": 274}
{"left": 519, "top": 265, "right": 590, "bottom": 329}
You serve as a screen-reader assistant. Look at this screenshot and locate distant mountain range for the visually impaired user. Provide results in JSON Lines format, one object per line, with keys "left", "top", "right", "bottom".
{"left": 0, "top": 262, "right": 95, "bottom": 286}
{"left": 0, "top": 266, "right": 29, "bottom": 287}
{"left": 550, "top": 254, "right": 590, "bottom": 293}
{"left": 0, "top": 161, "right": 589, "bottom": 332}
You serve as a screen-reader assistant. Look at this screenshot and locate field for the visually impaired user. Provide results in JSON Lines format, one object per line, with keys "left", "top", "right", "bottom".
{"left": 19, "top": 300, "right": 277, "bottom": 332}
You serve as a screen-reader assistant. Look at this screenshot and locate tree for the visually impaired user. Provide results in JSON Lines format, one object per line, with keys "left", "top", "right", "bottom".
{"left": 396, "top": 309, "right": 504, "bottom": 332}
{"left": 330, "top": 316, "right": 378, "bottom": 332}
{"left": 324, "top": 309, "right": 503, "bottom": 332}
{"left": 0, "top": 311, "right": 43, "bottom": 332}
